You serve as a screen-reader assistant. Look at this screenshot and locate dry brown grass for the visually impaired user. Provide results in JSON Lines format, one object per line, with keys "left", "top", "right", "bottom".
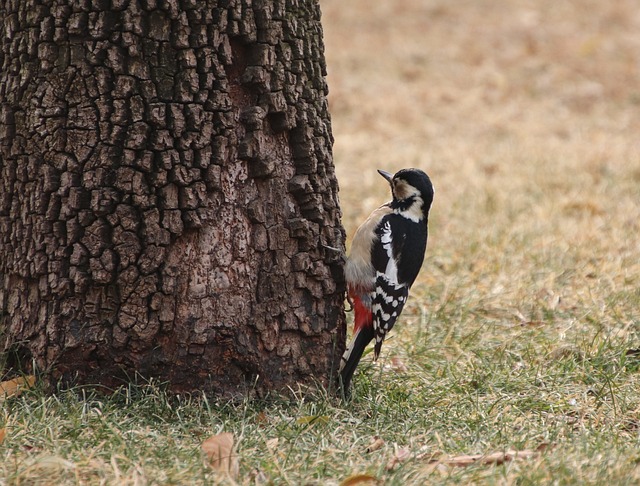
{"left": 323, "top": 0, "right": 640, "bottom": 481}
{"left": 324, "top": 0, "right": 640, "bottom": 335}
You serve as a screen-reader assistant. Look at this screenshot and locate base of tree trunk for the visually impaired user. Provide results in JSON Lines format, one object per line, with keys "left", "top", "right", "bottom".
{"left": 0, "top": 0, "right": 346, "bottom": 396}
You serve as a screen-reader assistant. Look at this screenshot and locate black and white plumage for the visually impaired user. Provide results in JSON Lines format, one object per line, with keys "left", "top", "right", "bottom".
{"left": 339, "top": 168, "right": 434, "bottom": 394}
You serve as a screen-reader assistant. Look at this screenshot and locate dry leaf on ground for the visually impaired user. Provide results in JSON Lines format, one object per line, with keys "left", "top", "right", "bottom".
{"left": 255, "top": 411, "right": 269, "bottom": 425}
{"left": 390, "top": 356, "right": 408, "bottom": 372}
{"left": 415, "top": 447, "right": 443, "bottom": 461}
{"left": 0, "top": 428, "right": 5, "bottom": 445}
{"left": 22, "top": 455, "right": 76, "bottom": 473}
{"left": 535, "top": 443, "right": 554, "bottom": 453}
{"left": 265, "top": 437, "right": 279, "bottom": 451}
{"left": 385, "top": 446, "right": 411, "bottom": 471}
{"left": 0, "top": 375, "right": 36, "bottom": 402}
{"left": 433, "top": 449, "right": 540, "bottom": 467}
{"left": 249, "top": 468, "right": 269, "bottom": 485}
{"left": 339, "top": 473, "right": 380, "bottom": 486}
{"left": 202, "top": 432, "right": 238, "bottom": 478}
{"left": 365, "top": 436, "right": 385, "bottom": 453}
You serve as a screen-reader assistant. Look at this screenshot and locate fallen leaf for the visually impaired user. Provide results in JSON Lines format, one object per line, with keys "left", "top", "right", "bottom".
{"left": 432, "top": 449, "right": 540, "bottom": 467}
{"left": 365, "top": 436, "right": 385, "bottom": 453}
{"left": 202, "top": 432, "right": 238, "bottom": 478}
{"left": 438, "top": 454, "right": 480, "bottom": 467}
{"left": 339, "top": 473, "right": 379, "bottom": 486}
{"left": 255, "top": 411, "right": 269, "bottom": 425}
{"left": 0, "top": 375, "right": 36, "bottom": 402}
{"left": 415, "top": 447, "right": 443, "bottom": 461}
{"left": 536, "top": 442, "right": 555, "bottom": 452}
{"left": 265, "top": 437, "right": 279, "bottom": 451}
{"left": 0, "top": 428, "right": 5, "bottom": 445}
{"left": 521, "top": 320, "right": 545, "bottom": 327}
{"left": 549, "top": 346, "right": 584, "bottom": 361}
{"left": 296, "top": 415, "right": 330, "bottom": 426}
{"left": 386, "top": 446, "right": 411, "bottom": 471}
{"left": 21, "top": 455, "right": 76, "bottom": 474}
{"left": 390, "top": 356, "right": 407, "bottom": 372}
{"left": 250, "top": 468, "right": 269, "bottom": 485}
{"left": 37, "top": 456, "right": 76, "bottom": 468}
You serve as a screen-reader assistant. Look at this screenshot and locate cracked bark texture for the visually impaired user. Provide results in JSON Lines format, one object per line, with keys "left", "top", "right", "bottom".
{"left": 0, "top": 0, "right": 345, "bottom": 396}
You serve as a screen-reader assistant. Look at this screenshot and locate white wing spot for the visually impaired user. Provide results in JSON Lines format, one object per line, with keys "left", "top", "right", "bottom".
{"left": 380, "top": 222, "right": 399, "bottom": 285}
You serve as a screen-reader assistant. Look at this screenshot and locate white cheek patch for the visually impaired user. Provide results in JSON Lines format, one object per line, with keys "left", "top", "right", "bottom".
{"left": 392, "top": 180, "right": 425, "bottom": 223}
{"left": 396, "top": 196, "right": 424, "bottom": 223}
{"left": 393, "top": 180, "right": 418, "bottom": 200}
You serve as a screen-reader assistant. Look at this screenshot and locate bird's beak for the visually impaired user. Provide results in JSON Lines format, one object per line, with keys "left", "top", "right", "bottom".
{"left": 377, "top": 169, "right": 393, "bottom": 183}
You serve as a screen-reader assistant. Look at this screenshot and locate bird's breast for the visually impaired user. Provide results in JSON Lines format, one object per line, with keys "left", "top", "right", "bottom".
{"left": 345, "top": 205, "right": 393, "bottom": 288}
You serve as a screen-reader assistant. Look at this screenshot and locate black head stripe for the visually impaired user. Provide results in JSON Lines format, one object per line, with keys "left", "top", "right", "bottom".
{"left": 392, "top": 168, "right": 434, "bottom": 209}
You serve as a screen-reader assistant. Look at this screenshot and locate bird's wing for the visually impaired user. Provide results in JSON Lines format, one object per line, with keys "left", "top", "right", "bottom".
{"left": 370, "top": 216, "right": 410, "bottom": 359}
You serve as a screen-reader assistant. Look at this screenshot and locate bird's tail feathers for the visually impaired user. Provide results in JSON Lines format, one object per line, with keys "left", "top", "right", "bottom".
{"left": 339, "top": 325, "right": 374, "bottom": 396}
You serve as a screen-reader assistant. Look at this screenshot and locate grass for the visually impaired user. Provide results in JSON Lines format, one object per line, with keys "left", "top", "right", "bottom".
{"left": 3, "top": 0, "right": 640, "bottom": 483}
{"left": 2, "top": 343, "right": 640, "bottom": 484}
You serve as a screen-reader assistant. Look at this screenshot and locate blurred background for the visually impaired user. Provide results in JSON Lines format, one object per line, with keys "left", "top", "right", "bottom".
{"left": 321, "top": 0, "right": 640, "bottom": 349}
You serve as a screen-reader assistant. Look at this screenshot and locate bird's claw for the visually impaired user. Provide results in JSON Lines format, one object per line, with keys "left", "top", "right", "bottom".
{"left": 345, "top": 294, "right": 354, "bottom": 312}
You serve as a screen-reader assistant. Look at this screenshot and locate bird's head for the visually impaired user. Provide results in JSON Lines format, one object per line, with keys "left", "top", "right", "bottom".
{"left": 378, "top": 168, "right": 434, "bottom": 213}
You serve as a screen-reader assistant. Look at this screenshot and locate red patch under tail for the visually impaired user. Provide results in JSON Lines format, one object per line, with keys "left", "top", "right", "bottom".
{"left": 349, "top": 288, "right": 373, "bottom": 334}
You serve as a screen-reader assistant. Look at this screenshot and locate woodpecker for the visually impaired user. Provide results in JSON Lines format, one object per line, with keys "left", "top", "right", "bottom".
{"left": 339, "top": 168, "right": 434, "bottom": 394}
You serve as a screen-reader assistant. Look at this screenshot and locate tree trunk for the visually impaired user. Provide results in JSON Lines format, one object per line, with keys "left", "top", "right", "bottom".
{"left": 0, "top": 0, "right": 345, "bottom": 396}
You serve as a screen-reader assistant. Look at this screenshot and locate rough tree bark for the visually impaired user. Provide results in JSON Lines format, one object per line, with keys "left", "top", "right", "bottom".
{"left": 0, "top": 0, "right": 345, "bottom": 396}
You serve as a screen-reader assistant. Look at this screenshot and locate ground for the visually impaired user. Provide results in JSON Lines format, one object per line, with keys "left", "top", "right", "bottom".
{"left": 2, "top": 0, "right": 640, "bottom": 483}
